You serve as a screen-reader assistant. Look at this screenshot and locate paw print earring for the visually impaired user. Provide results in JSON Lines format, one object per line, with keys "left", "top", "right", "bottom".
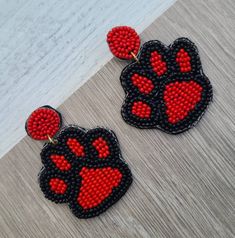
{"left": 25, "top": 106, "right": 132, "bottom": 218}
{"left": 107, "top": 26, "right": 213, "bottom": 134}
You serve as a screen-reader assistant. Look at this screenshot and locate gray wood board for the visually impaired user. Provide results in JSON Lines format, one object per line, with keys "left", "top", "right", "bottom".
{"left": 0, "top": 0, "right": 234, "bottom": 237}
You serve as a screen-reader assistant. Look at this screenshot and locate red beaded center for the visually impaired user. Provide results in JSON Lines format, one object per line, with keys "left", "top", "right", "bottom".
{"left": 150, "top": 51, "right": 167, "bottom": 76}
{"left": 132, "top": 101, "right": 151, "bottom": 119}
{"left": 107, "top": 26, "right": 140, "bottom": 60}
{"left": 26, "top": 107, "right": 61, "bottom": 140}
{"left": 67, "top": 138, "right": 85, "bottom": 157}
{"left": 131, "top": 74, "right": 154, "bottom": 94}
{"left": 50, "top": 155, "right": 71, "bottom": 171}
{"left": 92, "top": 137, "right": 110, "bottom": 159}
{"left": 164, "top": 81, "right": 202, "bottom": 124}
{"left": 49, "top": 178, "right": 67, "bottom": 194}
{"left": 176, "top": 49, "right": 191, "bottom": 72}
{"left": 78, "top": 167, "right": 122, "bottom": 209}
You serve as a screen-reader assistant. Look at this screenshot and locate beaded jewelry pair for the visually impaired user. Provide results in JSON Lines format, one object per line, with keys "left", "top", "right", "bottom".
{"left": 25, "top": 26, "right": 212, "bottom": 219}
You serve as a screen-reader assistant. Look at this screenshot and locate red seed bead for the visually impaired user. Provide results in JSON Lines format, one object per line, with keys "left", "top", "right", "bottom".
{"left": 176, "top": 49, "right": 191, "bottom": 73}
{"left": 78, "top": 167, "right": 122, "bottom": 209}
{"left": 131, "top": 74, "right": 154, "bottom": 94}
{"left": 164, "top": 81, "right": 202, "bottom": 124}
{"left": 132, "top": 101, "right": 151, "bottom": 119}
{"left": 49, "top": 178, "right": 67, "bottom": 194}
{"left": 67, "top": 138, "right": 85, "bottom": 157}
{"left": 107, "top": 26, "right": 140, "bottom": 60}
{"left": 92, "top": 137, "right": 110, "bottom": 159}
{"left": 26, "top": 106, "right": 61, "bottom": 140}
{"left": 150, "top": 51, "right": 167, "bottom": 76}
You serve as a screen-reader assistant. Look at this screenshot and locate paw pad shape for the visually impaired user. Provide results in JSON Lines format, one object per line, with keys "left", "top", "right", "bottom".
{"left": 39, "top": 126, "right": 132, "bottom": 218}
{"left": 121, "top": 38, "right": 213, "bottom": 134}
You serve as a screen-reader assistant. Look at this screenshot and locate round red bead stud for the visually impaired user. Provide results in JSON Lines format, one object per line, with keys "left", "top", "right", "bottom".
{"left": 107, "top": 26, "right": 140, "bottom": 60}
{"left": 25, "top": 106, "right": 62, "bottom": 141}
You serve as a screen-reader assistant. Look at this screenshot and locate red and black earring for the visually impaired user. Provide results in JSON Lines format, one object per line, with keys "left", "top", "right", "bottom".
{"left": 107, "top": 26, "right": 213, "bottom": 134}
{"left": 25, "top": 106, "right": 132, "bottom": 218}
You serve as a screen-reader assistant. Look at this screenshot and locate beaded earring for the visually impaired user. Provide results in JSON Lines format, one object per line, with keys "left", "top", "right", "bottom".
{"left": 107, "top": 26, "right": 213, "bottom": 134}
{"left": 25, "top": 106, "right": 132, "bottom": 218}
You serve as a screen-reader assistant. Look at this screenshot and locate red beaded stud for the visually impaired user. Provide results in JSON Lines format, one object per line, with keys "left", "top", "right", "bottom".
{"left": 26, "top": 106, "right": 61, "bottom": 140}
{"left": 107, "top": 26, "right": 140, "bottom": 60}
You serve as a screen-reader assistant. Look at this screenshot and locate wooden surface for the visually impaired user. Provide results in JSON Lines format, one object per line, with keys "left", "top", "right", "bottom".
{"left": 0, "top": 0, "right": 176, "bottom": 158}
{"left": 0, "top": 0, "right": 235, "bottom": 237}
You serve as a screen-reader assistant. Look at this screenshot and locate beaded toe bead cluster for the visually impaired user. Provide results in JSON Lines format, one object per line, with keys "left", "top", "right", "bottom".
{"left": 67, "top": 138, "right": 85, "bottom": 157}
{"left": 176, "top": 49, "right": 191, "bottom": 72}
{"left": 150, "top": 51, "right": 167, "bottom": 76}
{"left": 49, "top": 178, "right": 68, "bottom": 194}
{"left": 114, "top": 34, "right": 212, "bottom": 134}
{"left": 132, "top": 101, "right": 151, "bottom": 119}
{"left": 131, "top": 74, "right": 154, "bottom": 94}
{"left": 92, "top": 137, "right": 110, "bottom": 158}
{"left": 50, "top": 155, "right": 71, "bottom": 171}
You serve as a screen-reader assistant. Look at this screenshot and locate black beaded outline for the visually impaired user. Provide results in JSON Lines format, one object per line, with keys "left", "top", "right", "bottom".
{"left": 39, "top": 125, "right": 132, "bottom": 218}
{"left": 120, "top": 37, "right": 213, "bottom": 134}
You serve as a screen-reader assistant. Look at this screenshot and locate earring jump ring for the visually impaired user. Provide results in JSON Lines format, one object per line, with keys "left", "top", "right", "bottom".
{"left": 130, "top": 51, "right": 140, "bottom": 63}
{"left": 47, "top": 135, "right": 57, "bottom": 144}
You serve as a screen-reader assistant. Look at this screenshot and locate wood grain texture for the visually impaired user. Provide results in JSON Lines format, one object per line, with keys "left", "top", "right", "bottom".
{"left": 0, "top": 0, "right": 176, "bottom": 158}
{"left": 0, "top": 0, "right": 235, "bottom": 237}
